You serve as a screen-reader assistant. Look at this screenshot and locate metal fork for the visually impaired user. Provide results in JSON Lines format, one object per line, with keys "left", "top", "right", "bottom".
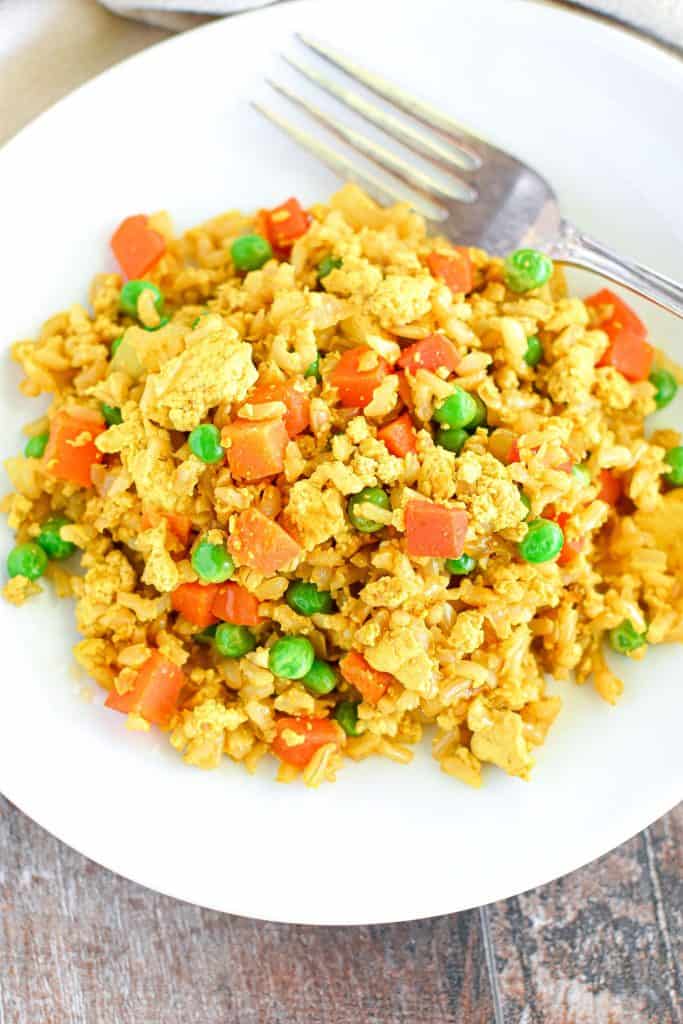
{"left": 254, "top": 36, "right": 683, "bottom": 319}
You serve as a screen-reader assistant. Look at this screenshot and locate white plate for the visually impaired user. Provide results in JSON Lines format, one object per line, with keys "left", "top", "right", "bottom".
{"left": 0, "top": 0, "right": 681, "bottom": 926}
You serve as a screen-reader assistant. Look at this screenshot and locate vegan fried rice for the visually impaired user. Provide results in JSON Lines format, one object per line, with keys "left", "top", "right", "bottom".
{"left": 3, "top": 185, "right": 682, "bottom": 787}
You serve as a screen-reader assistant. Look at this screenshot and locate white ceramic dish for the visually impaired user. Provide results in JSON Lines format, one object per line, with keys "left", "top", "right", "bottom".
{"left": 0, "top": 0, "right": 681, "bottom": 926}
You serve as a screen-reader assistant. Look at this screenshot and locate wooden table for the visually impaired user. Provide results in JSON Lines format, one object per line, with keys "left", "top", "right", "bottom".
{"left": 1, "top": 797, "right": 680, "bottom": 1022}
{"left": 1, "top": 3, "right": 681, "bottom": 1021}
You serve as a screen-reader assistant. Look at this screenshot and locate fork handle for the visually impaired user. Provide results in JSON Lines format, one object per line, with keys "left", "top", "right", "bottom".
{"left": 549, "top": 220, "right": 683, "bottom": 319}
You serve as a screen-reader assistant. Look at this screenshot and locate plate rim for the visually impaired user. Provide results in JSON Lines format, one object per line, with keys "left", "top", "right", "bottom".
{"left": 1, "top": 0, "right": 682, "bottom": 925}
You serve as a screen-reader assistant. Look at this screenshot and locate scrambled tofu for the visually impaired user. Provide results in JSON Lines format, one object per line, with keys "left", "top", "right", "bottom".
{"left": 96, "top": 405, "right": 184, "bottom": 513}
{"left": 367, "top": 274, "right": 433, "bottom": 328}
{"left": 417, "top": 444, "right": 458, "bottom": 502}
{"left": 75, "top": 550, "right": 137, "bottom": 638}
{"left": 455, "top": 451, "right": 527, "bottom": 533}
{"left": 141, "top": 316, "right": 257, "bottom": 430}
{"left": 170, "top": 699, "right": 248, "bottom": 770}
{"left": 285, "top": 479, "right": 347, "bottom": 550}
{"left": 365, "top": 626, "right": 437, "bottom": 699}
{"left": 468, "top": 697, "right": 535, "bottom": 780}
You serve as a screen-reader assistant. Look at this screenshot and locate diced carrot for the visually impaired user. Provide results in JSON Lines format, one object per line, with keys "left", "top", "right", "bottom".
{"left": 597, "top": 329, "right": 654, "bottom": 382}
{"left": 43, "top": 409, "right": 105, "bottom": 488}
{"left": 271, "top": 716, "right": 344, "bottom": 768}
{"left": 211, "top": 582, "right": 262, "bottom": 627}
{"left": 166, "top": 513, "right": 191, "bottom": 544}
{"left": 110, "top": 214, "right": 166, "bottom": 281}
{"left": 141, "top": 507, "right": 192, "bottom": 545}
{"left": 254, "top": 209, "right": 270, "bottom": 238}
{"left": 265, "top": 198, "right": 310, "bottom": 250}
{"left": 171, "top": 582, "right": 219, "bottom": 627}
{"left": 329, "top": 346, "right": 391, "bottom": 408}
{"left": 339, "top": 651, "right": 392, "bottom": 705}
{"left": 223, "top": 418, "right": 288, "bottom": 482}
{"left": 377, "top": 414, "right": 418, "bottom": 457}
{"left": 489, "top": 428, "right": 520, "bottom": 465}
{"left": 397, "top": 371, "right": 413, "bottom": 408}
{"left": 546, "top": 510, "right": 585, "bottom": 566}
{"left": 426, "top": 249, "right": 473, "bottom": 293}
{"left": 404, "top": 499, "right": 468, "bottom": 558}
{"left": 253, "top": 210, "right": 286, "bottom": 261}
{"left": 277, "top": 512, "right": 302, "bottom": 547}
{"left": 557, "top": 535, "right": 585, "bottom": 566}
{"left": 397, "top": 333, "right": 460, "bottom": 375}
{"left": 243, "top": 379, "right": 310, "bottom": 437}
{"left": 586, "top": 289, "right": 653, "bottom": 382}
{"left": 228, "top": 508, "right": 301, "bottom": 574}
{"left": 105, "top": 651, "right": 186, "bottom": 726}
{"left": 598, "top": 469, "right": 623, "bottom": 506}
{"left": 585, "top": 288, "right": 647, "bottom": 340}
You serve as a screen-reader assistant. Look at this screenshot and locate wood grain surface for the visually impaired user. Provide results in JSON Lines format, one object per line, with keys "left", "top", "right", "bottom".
{"left": 0, "top": 796, "right": 680, "bottom": 1024}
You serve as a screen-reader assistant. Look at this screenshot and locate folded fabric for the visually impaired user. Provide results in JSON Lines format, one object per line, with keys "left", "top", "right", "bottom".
{"left": 99, "top": 0, "right": 683, "bottom": 50}
{"left": 101, "top": 0, "right": 278, "bottom": 30}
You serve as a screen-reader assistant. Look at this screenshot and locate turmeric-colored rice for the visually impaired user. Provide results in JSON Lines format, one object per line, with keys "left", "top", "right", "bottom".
{"left": 3, "top": 185, "right": 682, "bottom": 787}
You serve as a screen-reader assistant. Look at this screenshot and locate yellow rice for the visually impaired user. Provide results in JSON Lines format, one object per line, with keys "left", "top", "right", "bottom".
{"left": 2, "top": 184, "right": 682, "bottom": 788}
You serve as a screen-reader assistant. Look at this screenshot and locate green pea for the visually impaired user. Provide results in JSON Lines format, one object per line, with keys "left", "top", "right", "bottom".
{"left": 143, "top": 315, "right": 171, "bottom": 332}
{"left": 268, "top": 636, "right": 315, "bottom": 680}
{"left": 347, "top": 487, "right": 391, "bottom": 533}
{"left": 191, "top": 539, "right": 234, "bottom": 583}
{"left": 188, "top": 423, "right": 224, "bottom": 464}
{"left": 664, "top": 446, "right": 683, "bottom": 486}
{"left": 445, "top": 553, "right": 477, "bottom": 575}
{"left": 119, "top": 280, "right": 164, "bottom": 318}
{"left": 469, "top": 395, "right": 488, "bottom": 430}
{"left": 231, "top": 234, "right": 273, "bottom": 272}
{"left": 304, "top": 354, "right": 321, "bottom": 380}
{"left": 301, "top": 658, "right": 338, "bottom": 695}
{"left": 37, "top": 517, "right": 76, "bottom": 561}
{"left": 7, "top": 542, "right": 48, "bottom": 581}
{"left": 214, "top": 623, "right": 256, "bottom": 658}
{"left": 572, "top": 464, "right": 591, "bottom": 486}
{"left": 194, "top": 624, "right": 218, "bottom": 645}
{"left": 334, "top": 700, "right": 360, "bottom": 737}
{"left": 436, "top": 426, "right": 468, "bottom": 454}
{"left": 518, "top": 518, "right": 564, "bottom": 563}
{"left": 317, "top": 255, "right": 342, "bottom": 280}
{"left": 524, "top": 335, "right": 543, "bottom": 367}
{"left": 24, "top": 432, "right": 49, "bottom": 459}
{"left": 504, "top": 249, "right": 553, "bottom": 293}
{"left": 286, "top": 580, "right": 334, "bottom": 616}
{"left": 101, "top": 403, "right": 123, "bottom": 426}
{"left": 433, "top": 387, "right": 478, "bottom": 429}
{"left": 608, "top": 619, "right": 647, "bottom": 655}
{"left": 110, "top": 335, "right": 124, "bottom": 357}
{"left": 649, "top": 368, "right": 678, "bottom": 410}
{"left": 519, "top": 492, "right": 532, "bottom": 518}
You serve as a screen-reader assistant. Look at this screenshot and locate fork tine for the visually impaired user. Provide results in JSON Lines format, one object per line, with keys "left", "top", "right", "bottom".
{"left": 283, "top": 54, "right": 476, "bottom": 175}
{"left": 251, "top": 102, "right": 446, "bottom": 221}
{"left": 297, "top": 35, "right": 486, "bottom": 168}
{"left": 266, "top": 80, "right": 476, "bottom": 204}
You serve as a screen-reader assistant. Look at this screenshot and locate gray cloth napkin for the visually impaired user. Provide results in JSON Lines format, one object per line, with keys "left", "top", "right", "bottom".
{"left": 100, "top": 0, "right": 683, "bottom": 50}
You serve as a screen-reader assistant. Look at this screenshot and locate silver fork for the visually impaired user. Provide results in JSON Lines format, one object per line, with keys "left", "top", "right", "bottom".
{"left": 254, "top": 36, "right": 683, "bottom": 319}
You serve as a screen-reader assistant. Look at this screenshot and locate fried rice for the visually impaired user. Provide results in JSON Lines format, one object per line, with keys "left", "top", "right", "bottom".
{"left": 3, "top": 184, "right": 682, "bottom": 788}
